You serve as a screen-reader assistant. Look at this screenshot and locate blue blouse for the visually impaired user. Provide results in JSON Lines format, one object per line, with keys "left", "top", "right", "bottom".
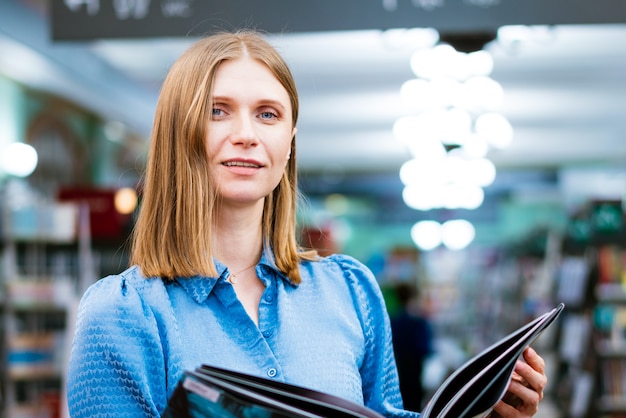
{"left": 66, "top": 253, "right": 420, "bottom": 418}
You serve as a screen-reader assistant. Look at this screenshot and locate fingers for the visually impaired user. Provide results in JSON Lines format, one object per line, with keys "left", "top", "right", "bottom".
{"left": 493, "top": 347, "right": 548, "bottom": 417}
{"left": 523, "top": 346, "right": 545, "bottom": 375}
{"left": 517, "top": 347, "right": 547, "bottom": 396}
{"left": 506, "top": 376, "right": 541, "bottom": 415}
{"left": 492, "top": 399, "right": 520, "bottom": 418}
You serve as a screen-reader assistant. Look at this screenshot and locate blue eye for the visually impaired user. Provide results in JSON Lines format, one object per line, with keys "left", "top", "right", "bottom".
{"left": 212, "top": 108, "right": 223, "bottom": 116}
{"left": 260, "top": 111, "right": 277, "bottom": 120}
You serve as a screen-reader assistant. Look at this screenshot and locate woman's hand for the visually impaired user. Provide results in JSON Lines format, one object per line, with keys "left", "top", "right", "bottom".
{"left": 490, "top": 346, "right": 547, "bottom": 417}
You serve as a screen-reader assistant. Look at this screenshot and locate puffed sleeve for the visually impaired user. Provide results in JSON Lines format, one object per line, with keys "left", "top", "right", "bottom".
{"left": 332, "top": 254, "right": 421, "bottom": 418}
{"left": 66, "top": 272, "right": 168, "bottom": 417}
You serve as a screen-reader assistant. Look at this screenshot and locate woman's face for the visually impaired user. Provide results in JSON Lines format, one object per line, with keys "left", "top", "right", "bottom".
{"left": 207, "top": 56, "right": 295, "bottom": 208}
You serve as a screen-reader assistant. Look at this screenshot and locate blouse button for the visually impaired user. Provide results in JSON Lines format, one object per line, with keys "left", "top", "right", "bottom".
{"left": 262, "top": 330, "right": 272, "bottom": 338}
{"left": 267, "top": 368, "right": 277, "bottom": 378}
{"left": 264, "top": 294, "right": 273, "bottom": 302}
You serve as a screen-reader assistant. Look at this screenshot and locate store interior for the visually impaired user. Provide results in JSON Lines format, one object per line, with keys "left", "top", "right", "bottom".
{"left": 1, "top": 0, "right": 626, "bottom": 417}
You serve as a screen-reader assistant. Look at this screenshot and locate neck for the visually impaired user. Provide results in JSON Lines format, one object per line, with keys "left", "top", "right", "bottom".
{"left": 213, "top": 203, "right": 264, "bottom": 270}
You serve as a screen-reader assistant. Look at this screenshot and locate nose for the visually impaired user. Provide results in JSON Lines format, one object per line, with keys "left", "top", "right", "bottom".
{"left": 231, "top": 113, "right": 258, "bottom": 147}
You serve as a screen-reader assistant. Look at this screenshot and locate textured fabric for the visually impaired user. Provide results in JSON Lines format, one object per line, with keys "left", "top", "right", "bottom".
{"left": 66, "top": 252, "right": 420, "bottom": 418}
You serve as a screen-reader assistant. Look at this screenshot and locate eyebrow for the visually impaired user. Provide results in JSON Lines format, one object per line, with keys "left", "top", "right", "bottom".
{"left": 212, "top": 96, "right": 288, "bottom": 111}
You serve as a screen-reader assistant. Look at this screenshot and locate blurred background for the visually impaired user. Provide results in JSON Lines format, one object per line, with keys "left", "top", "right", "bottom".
{"left": 1, "top": 0, "right": 626, "bottom": 417}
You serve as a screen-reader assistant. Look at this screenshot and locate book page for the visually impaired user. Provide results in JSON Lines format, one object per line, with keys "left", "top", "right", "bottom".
{"left": 195, "top": 366, "right": 385, "bottom": 418}
{"left": 421, "top": 303, "right": 564, "bottom": 418}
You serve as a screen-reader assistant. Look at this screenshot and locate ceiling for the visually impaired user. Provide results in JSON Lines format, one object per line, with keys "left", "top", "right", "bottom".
{"left": 2, "top": 0, "right": 626, "bottom": 219}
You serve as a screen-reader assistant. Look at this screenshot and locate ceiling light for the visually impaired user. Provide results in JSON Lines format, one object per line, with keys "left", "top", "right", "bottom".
{"left": 466, "top": 50, "right": 494, "bottom": 76}
{"left": 402, "top": 185, "right": 442, "bottom": 211}
{"left": 399, "top": 155, "right": 447, "bottom": 186}
{"left": 410, "top": 44, "right": 462, "bottom": 80}
{"left": 1, "top": 142, "right": 38, "bottom": 178}
{"left": 475, "top": 113, "right": 514, "bottom": 149}
{"left": 439, "top": 108, "right": 472, "bottom": 143}
{"left": 457, "top": 134, "right": 489, "bottom": 159}
{"left": 441, "top": 219, "right": 475, "bottom": 250}
{"left": 466, "top": 158, "right": 497, "bottom": 187}
{"left": 411, "top": 220, "right": 442, "bottom": 251}
{"left": 427, "top": 77, "right": 464, "bottom": 107}
{"left": 397, "top": 31, "right": 513, "bottom": 216}
{"left": 393, "top": 115, "right": 420, "bottom": 142}
{"left": 462, "top": 76, "right": 504, "bottom": 111}
{"left": 400, "top": 78, "right": 436, "bottom": 111}
{"left": 441, "top": 183, "right": 484, "bottom": 210}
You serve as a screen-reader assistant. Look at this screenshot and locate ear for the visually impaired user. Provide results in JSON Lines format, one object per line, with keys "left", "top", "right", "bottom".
{"left": 291, "top": 126, "right": 297, "bottom": 140}
{"left": 287, "top": 127, "right": 297, "bottom": 159}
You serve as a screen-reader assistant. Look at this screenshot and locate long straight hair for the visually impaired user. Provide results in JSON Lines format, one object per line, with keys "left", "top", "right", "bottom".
{"left": 130, "top": 30, "right": 317, "bottom": 283}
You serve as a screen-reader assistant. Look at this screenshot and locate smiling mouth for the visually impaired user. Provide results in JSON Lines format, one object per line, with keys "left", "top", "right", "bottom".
{"left": 223, "top": 161, "right": 261, "bottom": 168}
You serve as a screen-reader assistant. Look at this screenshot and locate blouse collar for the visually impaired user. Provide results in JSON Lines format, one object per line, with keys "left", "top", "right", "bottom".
{"left": 172, "top": 249, "right": 294, "bottom": 304}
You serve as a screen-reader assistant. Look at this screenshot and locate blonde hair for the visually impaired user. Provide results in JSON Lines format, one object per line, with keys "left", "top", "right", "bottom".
{"left": 130, "top": 30, "right": 317, "bottom": 283}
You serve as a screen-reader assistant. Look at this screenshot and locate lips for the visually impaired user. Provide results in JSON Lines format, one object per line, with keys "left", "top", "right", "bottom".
{"left": 222, "top": 159, "right": 263, "bottom": 168}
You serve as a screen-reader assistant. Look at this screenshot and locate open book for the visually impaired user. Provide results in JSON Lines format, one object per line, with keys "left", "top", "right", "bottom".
{"left": 162, "top": 303, "right": 564, "bottom": 418}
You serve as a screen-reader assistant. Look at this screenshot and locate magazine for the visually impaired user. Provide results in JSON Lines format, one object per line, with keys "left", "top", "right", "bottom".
{"left": 162, "top": 303, "right": 564, "bottom": 418}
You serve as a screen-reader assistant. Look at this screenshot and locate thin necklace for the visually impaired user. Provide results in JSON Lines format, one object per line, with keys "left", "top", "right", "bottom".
{"left": 227, "top": 261, "right": 258, "bottom": 284}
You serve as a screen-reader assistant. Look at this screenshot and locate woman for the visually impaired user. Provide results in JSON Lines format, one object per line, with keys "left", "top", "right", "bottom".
{"left": 66, "top": 30, "right": 547, "bottom": 417}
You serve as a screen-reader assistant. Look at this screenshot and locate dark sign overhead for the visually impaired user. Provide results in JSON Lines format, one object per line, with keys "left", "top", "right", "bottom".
{"left": 51, "top": 0, "right": 626, "bottom": 41}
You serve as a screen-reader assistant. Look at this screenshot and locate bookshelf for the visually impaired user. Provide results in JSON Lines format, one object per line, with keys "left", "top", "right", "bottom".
{"left": 552, "top": 199, "right": 626, "bottom": 418}
{"left": 593, "top": 247, "right": 626, "bottom": 417}
{"left": 1, "top": 202, "right": 94, "bottom": 418}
